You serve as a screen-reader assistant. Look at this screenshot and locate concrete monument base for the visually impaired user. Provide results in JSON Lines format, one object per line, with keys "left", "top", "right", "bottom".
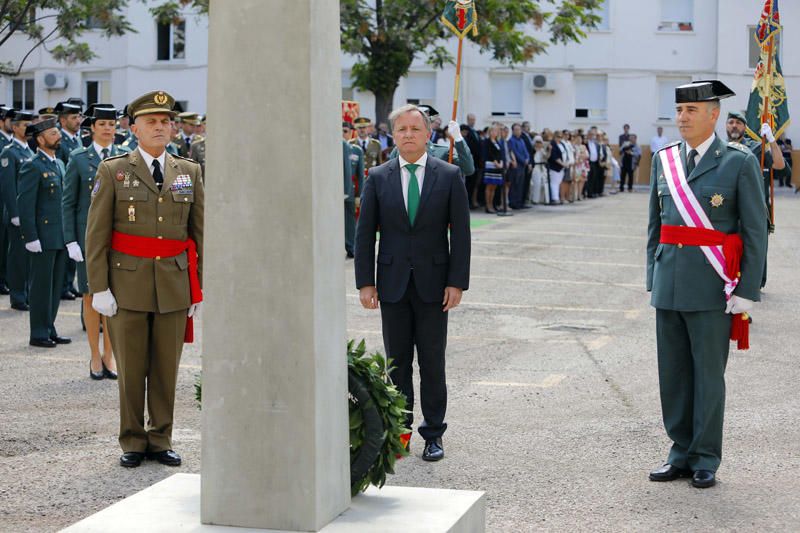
{"left": 62, "top": 474, "right": 486, "bottom": 533}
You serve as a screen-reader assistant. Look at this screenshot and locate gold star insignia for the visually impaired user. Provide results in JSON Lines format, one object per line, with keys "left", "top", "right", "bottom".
{"left": 710, "top": 193, "right": 724, "bottom": 208}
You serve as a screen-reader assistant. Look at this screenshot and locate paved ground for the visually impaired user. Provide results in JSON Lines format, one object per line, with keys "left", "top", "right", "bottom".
{"left": 1, "top": 187, "right": 799, "bottom": 532}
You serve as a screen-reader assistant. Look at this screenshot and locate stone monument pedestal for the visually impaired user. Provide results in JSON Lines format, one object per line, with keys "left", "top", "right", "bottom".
{"left": 62, "top": 474, "right": 486, "bottom": 533}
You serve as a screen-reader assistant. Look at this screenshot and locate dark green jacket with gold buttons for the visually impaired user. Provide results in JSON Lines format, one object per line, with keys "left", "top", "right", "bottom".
{"left": 646, "top": 136, "right": 768, "bottom": 311}
{"left": 17, "top": 151, "right": 66, "bottom": 250}
{"left": 0, "top": 140, "right": 34, "bottom": 223}
{"left": 62, "top": 144, "right": 128, "bottom": 247}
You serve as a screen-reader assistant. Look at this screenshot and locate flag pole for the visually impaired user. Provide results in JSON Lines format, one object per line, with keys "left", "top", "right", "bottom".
{"left": 448, "top": 36, "right": 464, "bottom": 164}
{"left": 761, "top": 35, "right": 776, "bottom": 227}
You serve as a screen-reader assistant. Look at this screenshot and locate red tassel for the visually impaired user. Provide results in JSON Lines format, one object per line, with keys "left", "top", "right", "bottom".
{"left": 730, "top": 313, "right": 749, "bottom": 350}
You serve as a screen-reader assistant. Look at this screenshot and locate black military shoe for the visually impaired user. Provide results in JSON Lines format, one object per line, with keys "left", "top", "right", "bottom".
{"left": 60, "top": 291, "right": 76, "bottom": 301}
{"left": 649, "top": 463, "right": 692, "bottom": 482}
{"left": 422, "top": 438, "right": 444, "bottom": 462}
{"left": 11, "top": 302, "right": 29, "bottom": 311}
{"left": 147, "top": 450, "right": 182, "bottom": 466}
{"left": 120, "top": 452, "right": 145, "bottom": 468}
{"left": 30, "top": 338, "right": 56, "bottom": 348}
{"left": 50, "top": 335, "right": 72, "bottom": 345}
{"left": 0, "top": 282, "right": 9, "bottom": 295}
{"left": 692, "top": 470, "right": 716, "bottom": 488}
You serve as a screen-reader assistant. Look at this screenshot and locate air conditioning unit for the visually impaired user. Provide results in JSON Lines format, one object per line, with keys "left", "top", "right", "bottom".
{"left": 43, "top": 72, "right": 68, "bottom": 90}
{"left": 530, "top": 73, "right": 553, "bottom": 92}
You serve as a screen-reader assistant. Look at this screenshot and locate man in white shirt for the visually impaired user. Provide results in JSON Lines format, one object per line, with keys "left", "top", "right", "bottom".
{"left": 650, "top": 126, "right": 669, "bottom": 153}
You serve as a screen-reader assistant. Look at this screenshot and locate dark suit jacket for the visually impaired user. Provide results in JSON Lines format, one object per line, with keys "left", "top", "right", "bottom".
{"left": 355, "top": 156, "right": 471, "bottom": 304}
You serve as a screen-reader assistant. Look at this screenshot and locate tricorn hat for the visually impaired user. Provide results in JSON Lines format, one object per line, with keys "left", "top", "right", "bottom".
{"left": 675, "top": 80, "right": 735, "bottom": 103}
{"left": 25, "top": 117, "right": 58, "bottom": 138}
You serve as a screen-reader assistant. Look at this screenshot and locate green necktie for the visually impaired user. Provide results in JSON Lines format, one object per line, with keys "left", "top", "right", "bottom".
{"left": 405, "top": 163, "right": 420, "bottom": 225}
{"left": 687, "top": 149, "right": 698, "bottom": 175}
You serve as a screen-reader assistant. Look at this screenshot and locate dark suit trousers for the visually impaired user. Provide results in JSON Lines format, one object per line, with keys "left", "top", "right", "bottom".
{"left": 589, "top": 162, "right": 603, "bottom": 196}
{"left": 620, "top": 165, "right": 635, "bottom": 191}
{"left": 656, "top": 309, "right": 730, "bottom": 472}
{"left": 29, "top": 249, "right": 66, "bottom": 339}
{"left": 344, "top": 200, "right": 355, "bottom": 255}
{"left": 380, "top": 274, "right": 448, "bottom": 440}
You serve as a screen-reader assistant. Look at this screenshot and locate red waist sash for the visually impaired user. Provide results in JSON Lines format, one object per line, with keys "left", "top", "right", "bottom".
{"left": 110, "top": 231, "right": 202, "bottom": 343}
{"left": 659, "top": 225, "right": 749, "bottom": 349}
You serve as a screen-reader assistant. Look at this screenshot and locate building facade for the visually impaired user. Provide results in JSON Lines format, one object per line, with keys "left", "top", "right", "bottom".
{"left": 0, "top": 0, "right": 796, "bottom": 146}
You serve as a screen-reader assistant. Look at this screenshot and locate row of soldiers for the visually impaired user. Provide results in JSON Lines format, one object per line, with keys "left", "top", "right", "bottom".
{"left": 0, "top": 100, "right": 207, "bottom": 364}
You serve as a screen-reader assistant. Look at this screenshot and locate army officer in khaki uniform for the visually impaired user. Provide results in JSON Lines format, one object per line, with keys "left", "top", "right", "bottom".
{"left": 86, "top": 90, "right": 204, "bottom": 468}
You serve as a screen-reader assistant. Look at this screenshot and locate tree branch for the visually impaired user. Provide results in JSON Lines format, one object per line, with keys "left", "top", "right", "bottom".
{"left": 0, "top": 0, "right": 37, "bottom": 49}
{"left": 5, "top": 23, "right": 59, "bottom": 77}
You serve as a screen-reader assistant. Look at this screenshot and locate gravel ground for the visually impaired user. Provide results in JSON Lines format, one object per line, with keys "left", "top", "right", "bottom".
{"left": 1, "top": 187, "right": 798, "bottom": 532}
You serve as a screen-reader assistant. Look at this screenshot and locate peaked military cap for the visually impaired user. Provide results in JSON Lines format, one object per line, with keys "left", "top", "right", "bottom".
{"left": 342, "top": 121, "right": 353, "bottom": 129}
{"left": 54, "top": 102, "right": 82, "bottom": 115}
{"left": 727, "top": 111, "right": 747, "bottom": 124}
{"left": 38, "top": 106, "right": 57, "bottom": 116}
{"left": 25, "top": 117, "right": 58, "bottom": 137}
{"left": 128, "top": 90, "right": 177, "bottom": 118}
{"left": 177, "top": 111, "right": 200, "bottom": 125}
{"left": 675, "top": 80, "right": 735, "bottom": 103}
{"left": 353, "top": 117, "right": 372, "bottom": 127}
{"left": 416, "top": 104, "right": 440, "bottom": 118}
{"left": 11, "top": 110, "right": 33, "bottom": 122}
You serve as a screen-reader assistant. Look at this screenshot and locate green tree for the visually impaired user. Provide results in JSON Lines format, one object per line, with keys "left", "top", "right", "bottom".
{"left": 340, "top": 0, "right": 603, "bottom": 123}
{"left": 0, "top": 0, "right": 208, "bottom": 76}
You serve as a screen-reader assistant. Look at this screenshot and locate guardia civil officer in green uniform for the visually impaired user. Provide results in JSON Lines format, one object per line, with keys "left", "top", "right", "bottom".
{"left": 388, "top": 105, "right": 475, "bottom": 177}
{"left": 86, "top": 90, "right": 204, "bottom": 468}
{"left": 17, "top": 118, "right": 72, "bottom": 348}
{"left": 342, "top": 122, "right": 363, "bottom": 258}
{"left": 0, "top": 105, "right": 16, "bottom": 296}
{"left": 725, "top": 111, "right": 789, "bottom": 288}
{"left": 63, "top": 105, "right": 127, "bottom": 379}
{"left": 0, "top": 110, "right": 35, "bottom": 310}
{"left": 55, "top": 102, "right": 83, "bottom": 165}
{"left": 646, "top": 81, "right": 767, "bottom": 488}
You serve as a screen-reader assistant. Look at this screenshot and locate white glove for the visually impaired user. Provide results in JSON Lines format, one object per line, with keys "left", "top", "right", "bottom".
{"left": 92, "top": 289, "right": 118, "bottom": 317}
{"left": 760, "top": 123, "right": 775, "bottom": 143}
{"left": 188, "top": 302, "right": 202, "bottom": 318}
{"left": 447, "top": 120, "right": 464, "bottom": 143}
{"left": 66, "top": 241, "right": 84, "bottom": 262}
{"left": 10, "top": 216, "right": 20, "bottom": 227}
{"left": 25, "top": 240, "right": 42, "bottom": 253}
{"left": 725, "top": 295, "right": 755, "bottom": 315}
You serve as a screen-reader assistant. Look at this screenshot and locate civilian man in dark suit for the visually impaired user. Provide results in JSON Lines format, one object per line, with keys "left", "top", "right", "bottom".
{"left": 355, "top": 104, "right": 471, "bottom": 462}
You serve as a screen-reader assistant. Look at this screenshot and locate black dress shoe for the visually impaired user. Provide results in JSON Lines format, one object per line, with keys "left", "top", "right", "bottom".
{"left": 90, "top": 363, "right": 105, "bottom": 380}
{"left": 11, "top": 302, "right": 29, "bottom": 311}
{"left": 146, "top": 449, "right": 182, "bottom": 466}
{"left": 60, "top": 291, "right": 76, "bottom": 301}
{"left": 692, "top": 470, "right": 716, "bottom": 488}
{"left": 0, "top": 282, "right": 9, "bottom": 295}
{"left": 649, "top": 463, "right": 692, "bottom": 482}
{"left": 120, "top": 452, "right": 145, "bottom": 468}
{"left": 30, "top": 338, "right": 56, "bottom": 348}
{"left": 50, "top": 335, "right": 71, "bottom": 345}
{"left": 422, "top": 438, "right": 444, "bottom": 462}
{"left": 102, "top": 361, "right": 118, "bottom": 380}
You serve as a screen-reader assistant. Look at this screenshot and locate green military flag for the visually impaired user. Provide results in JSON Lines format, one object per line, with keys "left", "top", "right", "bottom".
{"left": 441, "top": 0, "right": 478, "bottom": 39}
{"left": 745, "top": 0, "right": 790, "bottom": 141}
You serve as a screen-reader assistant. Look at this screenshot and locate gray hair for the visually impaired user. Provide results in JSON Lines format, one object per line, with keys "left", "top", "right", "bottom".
{"left": 389, "top": 104, "right": 431, "bottom": 133}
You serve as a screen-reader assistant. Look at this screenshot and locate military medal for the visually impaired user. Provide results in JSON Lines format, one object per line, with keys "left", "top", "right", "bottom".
{"left": 710, "top": 194, "right": 724, "bottom": 208}
{"left": 116, "top": 170, "right": 125, "bottom": 182}
{"left": 133, "top": 178, "right": 140, "bottom": 187}
{"left": 123, "top": 171, "right": 131, "bottom": 188}
{"left": 128, "top": 205, "right": 136, "bottom": 222}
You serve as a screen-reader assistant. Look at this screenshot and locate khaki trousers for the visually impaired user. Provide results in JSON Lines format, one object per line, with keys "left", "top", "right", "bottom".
{"left": 108, "top": 308, "right": 187, "bottom": 453}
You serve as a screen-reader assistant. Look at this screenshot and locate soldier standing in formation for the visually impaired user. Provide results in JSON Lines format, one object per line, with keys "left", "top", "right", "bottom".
{"left": 0, "top": 110, "right": 35, "bottom": 311}
{"left": 342, "top": 121, "right": 363, "bottom": 258}
{"left": 86, "top": 90, "right": 204, "bottom": 468}
{"left": 188, "top": 116, "right": 206, "bottom": 177}
{"left": 63, "top": 105, "right": 127, "bottom": 379}
{"left": 17, "top": 119, "right": 72, "bottom": 348}
{"left": 175, "top": 111, "right": 203, "bottom": 157}
{"left": 646, "top": 80, "right": 767, "bottom": 488}
{"left": 0, "top": 105, "right": 19, "bottom": 296}
{"left": 350, "top": 116, "right": 384, "bottom": 171}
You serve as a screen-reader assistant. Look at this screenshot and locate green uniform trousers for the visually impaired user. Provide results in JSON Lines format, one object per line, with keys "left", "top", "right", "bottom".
{"left": 29, "top": 249, "right": 66, "bottom": 339}
{"left": 656, "top": 308, "right": 731, "bottom": 473}
{"left": 344, "top": 200, "right": 355, "bottom": 256}
{"left": 108, "top": 308, "right": 187, "bottom": 453}
{"left": 0, "top": 220, "right": 7, "bottom": 283}
{"left": 6, "top": 225, "right": 30, "bottom": 306}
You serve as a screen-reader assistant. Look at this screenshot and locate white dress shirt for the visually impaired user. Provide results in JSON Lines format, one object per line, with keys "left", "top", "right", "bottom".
{"left": 38, "top": 149, "right": 57, "bottom": 164}
{"left": 93, "top": 142, "right": 112, "bottom": 159}
{"left": 650, "top": 135, "right": 669, "bottom": 153}
{"left": 588, "top": 140, "right": 598, "bottom": 162}
{"left": 138, "top": 147, "right": 167, "bottom": 178}
{"left": 686, "top": 133, "right": 716, "bottom": 168}
{"left": 398, "top": 152, "right": 428, "bottom": 211}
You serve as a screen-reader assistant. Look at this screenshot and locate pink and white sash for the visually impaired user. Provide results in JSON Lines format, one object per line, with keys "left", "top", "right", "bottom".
{"left": 658, "top": 144, "right": 738, "bottom": 298}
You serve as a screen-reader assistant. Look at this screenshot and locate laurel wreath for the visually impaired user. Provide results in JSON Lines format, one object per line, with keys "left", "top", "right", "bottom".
{"left": 194, "top": 339, "right": 409, "bottom": 497}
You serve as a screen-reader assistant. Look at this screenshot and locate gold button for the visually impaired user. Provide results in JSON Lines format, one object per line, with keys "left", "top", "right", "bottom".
{"left": 44, "top": 219, "right": 48, "bottom": 224}
{"left": 157, "top": 236, "right": 163, "bottom": 239}
{"left": 677, "top": 243, "right": 683, "bottom": 248}
{"left": 155, "top": 256, "right": 161, "bottom": 260}
{"left": 158, "top": 197, "right": 164, "bottom": 203}
{"left": 184, "top": 198, "right": 188, "bottom": 202}
{"left": 129, "top": 196, "right": 134, "bottom": 201}
{"left": 158, "top": 216, "right": 163, "bottom": 222}
{"left": 116, "top": 262, "right": 121, "bottom": 267}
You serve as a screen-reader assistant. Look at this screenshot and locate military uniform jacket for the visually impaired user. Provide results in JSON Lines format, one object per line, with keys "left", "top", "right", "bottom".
{"left": 57, "top": 130, "right": 81, "bottom": 165}
{"left": 646, "top": 137, "right": 768, "bottom": 311}
{"left": 85, "top": 149, "right": 204, "bottom": 314}
{"left": 350, "top": 137, "right": 383, "bottom": 170}
{"left": 742, "top": 137, "right": 792, "bottom": 203}
{"left": 17, "top": 152, "right": 67, "bottom": 250}
{"left": 342, "top": 140, "right": 354, "bottom": 200}
{"left": 0, "top": 140, "right": 34, "bottom": 223}
{"left": 62, "top": 144, "right": 127, "bottom": 248}
{"left": 347, "top": 143, "right": 364, "bottom": 199}
{"left": 189, "top": 138, "right": 206, "bottom": 177}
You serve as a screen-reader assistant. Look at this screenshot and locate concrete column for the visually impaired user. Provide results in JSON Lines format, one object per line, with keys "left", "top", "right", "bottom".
{"left": 201, "top": 1, "right": 349, "bottom": 531}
